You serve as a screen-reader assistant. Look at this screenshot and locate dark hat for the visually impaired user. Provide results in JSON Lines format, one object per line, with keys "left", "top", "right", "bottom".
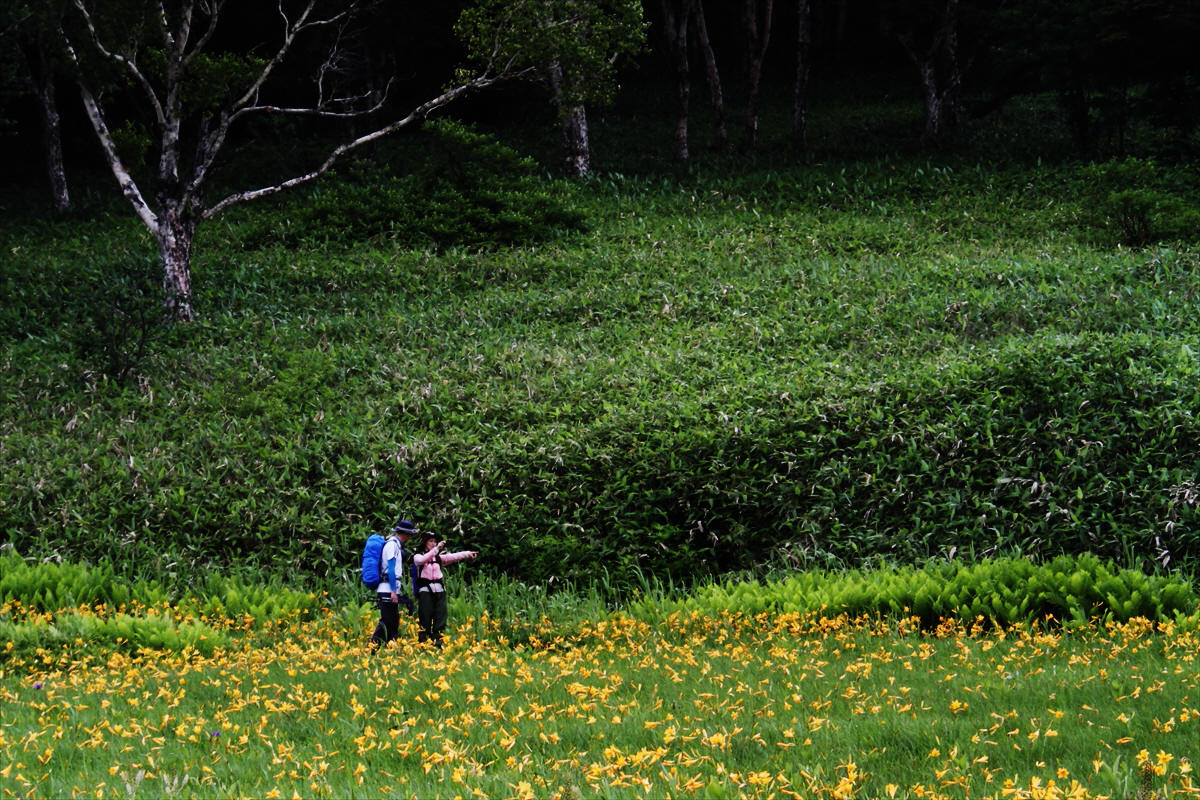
{"left": 420, "top": 531, "right": 439, "bottom": 545}
{"left": 391, "top": 519, "right": 417, "bottom": 536}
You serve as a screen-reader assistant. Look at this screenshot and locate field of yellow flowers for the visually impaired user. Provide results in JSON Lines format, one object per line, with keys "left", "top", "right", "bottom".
{"left": 2, "top": 602, "right": 1198, "bottom": 799}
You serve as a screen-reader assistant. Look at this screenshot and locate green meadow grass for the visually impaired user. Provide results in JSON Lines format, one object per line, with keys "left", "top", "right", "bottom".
{"left": 2, "top": 597, "right": 1198, "bottom": 799}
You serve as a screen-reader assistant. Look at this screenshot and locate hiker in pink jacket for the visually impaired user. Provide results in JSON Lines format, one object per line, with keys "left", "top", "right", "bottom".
{"left": 413, "top": 532, "right": 478, "bottom": 647}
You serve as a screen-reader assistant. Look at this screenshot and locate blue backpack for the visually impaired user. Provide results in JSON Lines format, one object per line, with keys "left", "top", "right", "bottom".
{"left": 360, "top": 534, "right": 386, "bottom": 587}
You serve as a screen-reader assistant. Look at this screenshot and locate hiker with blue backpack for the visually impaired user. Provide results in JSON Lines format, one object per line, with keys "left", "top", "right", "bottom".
{"left": 364, "top": 519, "right": 417, "bottom": 652}
{"left": 413, "top": 531, "right": 478, "bottom": 648}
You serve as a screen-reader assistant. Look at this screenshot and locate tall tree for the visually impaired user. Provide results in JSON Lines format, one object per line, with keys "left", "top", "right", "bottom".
{"left": 659, "top": 0, "right": 726, "bottom": 158}
{"left": 459, "top": 0, "right": 646, "bottom": 178}
{"left": 740, "top": 0, "right": 774, "bottom": 149}
{"left": 692, "top": 0, "right": 727, "bottom": 150}
{"left": 791, "top": 0, "right": 812, "bottom": 150}
{"left": 1, "top": 1, "right": 71, "bottom": 212}
{"left": 879, "top": 0, "right": 965, "bottom": 141}
{"left": 53, "top": 0, "right": 538, "bottom": 322}
{"left": 658, "top": 0, "right": 692, "bottom": 161}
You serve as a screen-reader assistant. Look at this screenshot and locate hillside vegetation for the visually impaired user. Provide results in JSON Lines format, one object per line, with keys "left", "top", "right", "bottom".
{"left": 2, "top": 89, "right": 1198, "bottom": 593}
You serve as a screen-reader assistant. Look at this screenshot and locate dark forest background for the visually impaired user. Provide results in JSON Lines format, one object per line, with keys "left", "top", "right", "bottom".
{"left": 3, "top": 0, "right": 1198, "bottom": 194}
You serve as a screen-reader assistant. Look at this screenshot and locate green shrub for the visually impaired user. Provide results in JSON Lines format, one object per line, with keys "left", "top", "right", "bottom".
{"left": 180, "top": 573, "right": 321, "bottom": 625}
{"left": 632, "top": 554, "right": 1199, "bottom": 628}
{"left": 1081, "top": 158, "right": 1200, "bottom": 246}
{"left": 0, "top": 551, "right": 318, "bottom": 631}
{"left": 4, "top": 119, "right": 1200, "bottom": 593}
{"left": 0, "top": 611, "right": 228, "bottom": 663}
{"left": 230, "top": 120, "right": 587, "bottom": 251}
{"left": 0, "top": 550, "right": 169, "bottom": 611}
{"left": 0, "top": 240, "right": 173, "bottom": 386}
{"left": 70, "top": 251, "right": 169, "bottom": 384}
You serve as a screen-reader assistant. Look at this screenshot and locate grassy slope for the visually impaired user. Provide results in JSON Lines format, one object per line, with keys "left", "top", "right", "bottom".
{"left": 1, "top": 84, "right": 1198, "bottom": 590}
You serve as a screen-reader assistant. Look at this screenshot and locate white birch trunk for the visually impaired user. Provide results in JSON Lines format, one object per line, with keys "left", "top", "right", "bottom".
{"left": 561, "top": 104, "right": 591, "bottom": 177}
{"left": 24, "top": 42, "right": 71, "bottom": 213}
{"left": 156, "top": 204, "right": 197, "bottom": 322}
{"left": 549, "top": 62, "right": 591, "bottom": 177}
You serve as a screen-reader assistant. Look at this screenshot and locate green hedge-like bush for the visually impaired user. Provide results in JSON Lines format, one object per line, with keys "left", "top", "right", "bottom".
{"left": 0, "top": 612, "right": 228, "bottom": 663}
{"left": 0, "top": 552, "right": 319, "bottom": 660}
{"left": 4, "top": 146, "right": 1199, "bottom": 593}
{"left": 229, "top": 120, "right": 586, "bottom": 251}
{"left": 179, "top": 574, "right": 320, "bottom": 624}
{"left": 0, "top": 551, "right": 170, "bottom": 611}
{"left": 633, "top": 554, "right": 1199, "bottom": 628}
{"left": 2, "top": 328, "right": 1197, "bottom": 593}
{"left": 393, "top": 330, "right": 1200, "bottom": 586}
{"left": 0, "top": 551, "right": 319, "bottom": 623}
{"left": 1081, "top": 158, "right": 1200, "bottom": 246}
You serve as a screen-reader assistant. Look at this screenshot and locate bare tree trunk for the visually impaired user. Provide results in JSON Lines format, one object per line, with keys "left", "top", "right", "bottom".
{"left": 560, "top": 104, "right": 591, "bottom": 177}
{"left": 918, "top": 59, "right": 943, "bottom": 140}
{"left": 155, "top": 207, "right": 197, "bottom": 323}
{"left": 660, "top": 0, "right": 692, "bottom": 161}
{"left": 942, "top": 0, "right": 964, "bottom": 128}
{"left": 692, "top": 0, "right": 727, "bottom": 150}
{"left": 884, "top": 0, "right": 963, "bottom": 143}
{"left": 791, "top": 0, "right": 813, "bottom": 150}
{"left": 550, "top": 62, "right": 592, "bottom": 177}
{"left": 20, "top": 40, "right": 70, "bottom": 212}
{"left": 740, "top": 0, "right": 775, "bottom": 150}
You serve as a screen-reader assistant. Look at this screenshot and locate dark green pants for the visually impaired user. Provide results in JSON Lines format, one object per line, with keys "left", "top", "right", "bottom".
{"left": 417, "top": 590, "right": 448, "bottom": 646}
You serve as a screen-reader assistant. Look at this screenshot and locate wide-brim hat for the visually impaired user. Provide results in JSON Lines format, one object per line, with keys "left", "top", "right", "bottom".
{"left": 391, "top": 519, "right": 417, "bottom": 536}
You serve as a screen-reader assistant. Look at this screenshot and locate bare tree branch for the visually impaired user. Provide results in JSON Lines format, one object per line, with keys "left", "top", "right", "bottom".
{"left": 73, "top": 0, "right": 167, "bottom": 127}
{"left": 229, "top": 1, "right": 354, "bottom": 116}
{"left": 182, "top": 0, "right": 225, "bottom": 69}
{"left": 235, "top": 83, "right": 391, "bottom": 120}
{"left": 157, "top": 1, "right": 179, "bottom": 51}
{"left": 201, "top": 73, "right": 522, "bottom": 219}
{"left": 57, "top": 0, "right": 548, "bottom": 320}
{"left": 76, "top": 79, "right": 159, "bottom": 230}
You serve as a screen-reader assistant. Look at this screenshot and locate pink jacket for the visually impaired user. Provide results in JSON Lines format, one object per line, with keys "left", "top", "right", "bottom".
{"left": 413, "top": 549, "right": 473, "bottom": 588}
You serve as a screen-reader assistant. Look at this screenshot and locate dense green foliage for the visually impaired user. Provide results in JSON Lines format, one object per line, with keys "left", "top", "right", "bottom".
{"left": 3, "top": 551, "right": 1194, "bottom": 666}
{"left": 230, "top": 121, "right": 587, "bottom": 251}
{"left": 0, "top": 550, "right": 319, "bottom": 660}
{"left": 0, "top": 611, "right": 228, "bottom": 658}
{"left": 639, "top": 554, "right": 1199, "bottom": 629}
{"left": 2, "top": 91, "right": 1199, "bottom": 592}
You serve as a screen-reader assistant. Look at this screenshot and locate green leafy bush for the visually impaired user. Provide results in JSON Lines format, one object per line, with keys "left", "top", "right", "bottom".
{"left": 180, "top": 574, "right": 320, "bottom": 624}
{"left": 4, "top": 114, "right": 1200, "bottom": 593}
{"left": 1081, "top": 158, "right": 1200, "bottom": 246}
{"left": 231, "top": 120, "right": 587, "bottom": 251}
{"left": 0, "top": 611, "right": 228, "bottom": 663}
{"left": 0, "top": 551, "right": 169, "bottom": 611}
{"left": 632, "top": 554, "right": 1199, "bottom": 628}
{"left": 0, "top": 551, "right": 319, "bottom": 628}
{"left": 71, "top": 252, "right": 170, "bottom": 384}
{"left": 0, "top": 242, "right": 174, "bottom": 386}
